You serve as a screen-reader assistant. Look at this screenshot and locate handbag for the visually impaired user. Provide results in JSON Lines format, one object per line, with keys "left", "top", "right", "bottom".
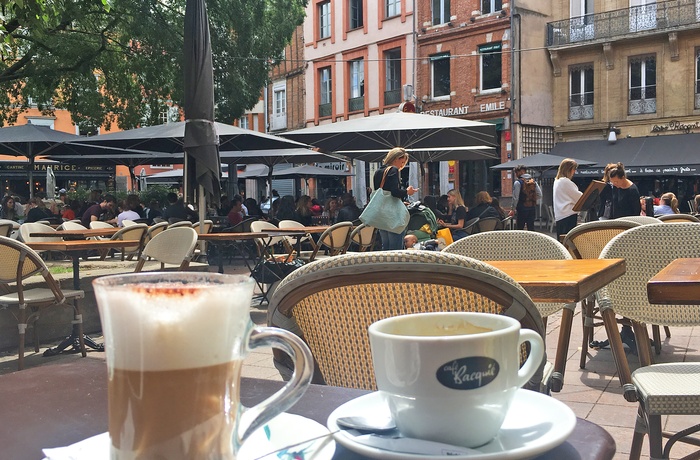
{"left": 360, "top": 167, "right": 410, "bottom": 233}
{"left": 436, "top": 227, "right": 453, "bottom": 246}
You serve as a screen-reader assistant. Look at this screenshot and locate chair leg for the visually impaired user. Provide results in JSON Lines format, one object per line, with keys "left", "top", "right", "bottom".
{"left": 663, "top": 326, "right": 671, "bottom": 339}
{"left": 633, "top": 322, "right": 654, "bottom": 367}
{"left": 629, "top": 406, "right": 647, "bottom": 460}
{"left": 580, "top": 296, "right": 595, "bottom": 369}
{"left": 551, "top": 305, "right": 575, "bottom": 392}
{"left": 647, "top": 414, "right": 664, "bottom": 460}
{"left": 602, "top": 309, "right": 637, "bottom": 402}
{"left": 652, "top": 325, "right": 662, "bottom": 355}
{"left": 17, "top": 307, "right": 27, "bottom": 371}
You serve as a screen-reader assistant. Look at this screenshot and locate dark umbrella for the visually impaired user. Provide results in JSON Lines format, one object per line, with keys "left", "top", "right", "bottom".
{"left": 184, "top": 0, "right": 219, "bottom": 214}
{"left": 0, "top": 124, "right": 80, "bottom": 198}
{"left": 490, "top": 152, "right": 597, "bottom": 176}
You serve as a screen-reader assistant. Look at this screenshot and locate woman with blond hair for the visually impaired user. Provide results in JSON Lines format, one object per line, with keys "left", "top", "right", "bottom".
{"left": 653, "top": 192, "right": 679, "bottom": 215}
{"left": 553, "top": 158, "right": 582, "bottom": 239}
{"left": 437, "top": 189, "right": 469, "bottom": 240}
{"left": 372, "top": 147, "right": 417, "bottom": 250}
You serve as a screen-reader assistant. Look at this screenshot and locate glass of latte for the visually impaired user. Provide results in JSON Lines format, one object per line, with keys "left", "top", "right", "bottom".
{"left": 93, "top": 272, "right": 313, "bottom": 460}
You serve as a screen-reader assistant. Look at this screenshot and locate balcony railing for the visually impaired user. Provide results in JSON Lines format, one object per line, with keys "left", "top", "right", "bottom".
{"left": 348, "top": 96, "right": 364, "bottom": 112}
{"left": 547, "top": 0, "right": 700, "bottom": 47}
{"left": 319, "top": 103, "right": 332, "bottom": 118}
{"left": 384, "top": 89, "right": 401, "bottom": 106}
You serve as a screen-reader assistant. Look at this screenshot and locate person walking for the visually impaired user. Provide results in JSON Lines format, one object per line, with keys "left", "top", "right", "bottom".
{"left": 372, "top": 147, "right": 417, "bottom": 250}
{"left": 553, "top": 158, "right": 583, "bottom": 240}
{"left": 511, "top": 165, "right": 542, "bottom": 231}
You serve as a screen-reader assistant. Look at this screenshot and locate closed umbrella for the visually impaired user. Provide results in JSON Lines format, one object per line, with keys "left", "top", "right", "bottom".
{"left": 183, "top": 0, "right": 219, "bottom": 224}
{"left": 46, "top": 166, "right": 56, "bottom": 199}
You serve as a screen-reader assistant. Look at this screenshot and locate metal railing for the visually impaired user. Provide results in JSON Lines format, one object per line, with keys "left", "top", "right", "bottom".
{"left": 319, "top": 103, "right": 332, "bottom": 118}
{"left": 547, "top": 0, "right": 700, "bottom": 46}
{"left": 384, "top": 89, "right": 401, "bottom": 106}
{"left": 348, "top": 96, "right": 364, "bottom": 112}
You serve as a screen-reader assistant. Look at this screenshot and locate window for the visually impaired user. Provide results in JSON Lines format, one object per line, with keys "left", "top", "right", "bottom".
{"left": 386, "top": 0, "right": 400, "bottom": 17}
{"left": 432, "top": 0, "right": 450, "bottom": 25}
{"left": 349, "top": 0, "right": 363, "bottom": 29}
{"left": 271, "top": 81, "right": 287, "bottom": 131}
{"left": 695, "top": 49, "right": 700, "bottom": 109}
{"left": 319, "top": 1, "right": 331, "bottom": 39}
{"left": 482, "top": 0, "right": 502, "bottom": 14}
{"left": 629, "top": 56, "right": 656, "bottom": 114}
{"left": 569, "top": 64, "right": 594, "bottom": 120}
{"left": 239, "top": 116, "right": 249, "bottom": 130}
{"left": 431, "top": 53, "right": 450, "bottom": 98}
{"left": 319, "top": 67, "right": 332, "bottom": 118}
{"left": 385, "top": 49, "right": 401, "bottom": 106}
{"left": 349, "top": 59, "right": 364, "bottom": 111}
{"left": 570, "top": 0, "right": 594, "bottom": 41}
{"left": 479, "top": 43, "right": 502, "bottom": 91}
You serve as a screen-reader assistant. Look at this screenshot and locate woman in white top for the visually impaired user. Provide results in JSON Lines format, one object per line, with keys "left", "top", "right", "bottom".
{"left": 553, "top": 158, "right": 583, "bottom": 239}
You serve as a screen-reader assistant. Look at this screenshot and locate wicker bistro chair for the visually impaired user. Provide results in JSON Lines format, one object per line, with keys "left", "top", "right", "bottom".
{"left": 268, "top": 251, "right": 548, "bottom": 392}
{"left": 443, "top": 230, "right": 574, "bottom": 392}
{"left": 0, "top": 219, "right": 17, "bottom": 237}
{"left": 191, "top": 220, "right": 214, "bottom": 262}
{"left": 0, "top": 236, "right": 85, "bottom": 370}
{"left": 618, "top": 215, "right": 663, "bottom": 225}
{"left": 89, "top": 221, "right": 115, "bottom": 230}
{"left": 143, "top": 221, "right": 168, "bottom": 247}
{"left": 134, "top": 227, "right": 198, "bottom": 272}
{"left": 563, "top": 219, "right": 641, "bottom": 369}
{"left": 297, "top": 221, "right": 353, "bottom": 263}
{"left": 102, "top": 223, "right": 148, "bottom": 261}
{"left": 628, "top": 363, "right": 700, "bottom": 460}
{"left": 250, "top": 220, "right": 291, "bottom": 257}
{"left": 598, "top": 223, "right": 700, "bottom": 402}
{"left": 476, "top": 216, "right": 502, "bottom": 233}
{"left": 658, "top": 213, "right": 700, "bottom": 223}
{"left": 348, "top": 223, "right": 377, "bottom": 252}
{"left": 168, "top": 220, "right": 193, "bottom": 229}
{"left": 57, "top": 221, "right": 87, "bottom": 231}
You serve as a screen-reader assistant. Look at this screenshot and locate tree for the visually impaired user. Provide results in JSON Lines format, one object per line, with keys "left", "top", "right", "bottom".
{"left": 0, "top": 0, "right": 306, "bottom": 129}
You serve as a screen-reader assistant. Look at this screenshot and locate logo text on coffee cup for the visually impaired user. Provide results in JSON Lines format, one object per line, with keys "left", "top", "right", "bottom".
{"left": 436, "top": 357, "right": 499, "bottom": 390}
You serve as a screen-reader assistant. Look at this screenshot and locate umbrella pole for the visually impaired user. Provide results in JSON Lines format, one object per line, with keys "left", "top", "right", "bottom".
{"left": 198, "top": 185, "right": 206, "bottom": 230}
{"left": 28, "top": 146, "right": 34, "bottom": 199}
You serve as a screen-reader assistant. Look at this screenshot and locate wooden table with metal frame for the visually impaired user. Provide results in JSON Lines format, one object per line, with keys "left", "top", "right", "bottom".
{"left": 3, "top": 358, "right": 616, "bottom": 460}
{"left": 647, "top": 258, "right": 700, "bottom": 305}
{"left": 486, "top": 258, "right": 627, "bottom": 392}
{"left": 29, "top": 227, "right": 119, "bottom": 239}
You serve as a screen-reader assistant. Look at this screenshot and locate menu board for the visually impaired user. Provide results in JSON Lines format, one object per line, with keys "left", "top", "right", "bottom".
{"left": 573, "top": 180, "right": 607, "bottom": 212}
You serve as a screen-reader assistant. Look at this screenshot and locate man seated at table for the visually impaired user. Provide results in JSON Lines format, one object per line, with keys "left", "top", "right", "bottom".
{"left": 162, "top": 192, "right": 196, "bottom": 223}
{"left": 80, "top": 194, "right": 117, "bottom": 227}
{"left": 227, "top": 195, "right": 244, "bottom": 227}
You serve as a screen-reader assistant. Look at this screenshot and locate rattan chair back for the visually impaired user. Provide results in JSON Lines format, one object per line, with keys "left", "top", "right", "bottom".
{"left": 0, "top": 219, "right": 16, "bottom": 237}
{"left": 108, "top": 223, "right": 148, "bottom": 260}
{"left": 0, "top": 236, "right": 85, "bottom": 369}
{"left": 168, "top": 220, "right": 193, "bottom": 229}
{"left": 349, "top": 223, "right": 377, "bottom": 252}
{"left": 301, "top": 221, "right": 353, "bottom": 262}
{"left": 563, "top": 219, "right": 641, "bottom": 259}
{"left": 19, "top": 222, "right": 60, "bottom": 244}
{"left": 192, "top": 220, "right": 214, "bottom": 234}
{"left": 598, "top": 223, "right": 700, "bottom": 400}
{"left": 89, "top": 221, "right": 114, "bottom": 230}
{"left": 476, "top": 216, "right": 501, "bottom": 233}
{"left": 58, "top": 221, "right": 87, "bottom": 231}
{"left": 134, "top": 227, "right": 198, "bottom": 272}
{"left": 143, "top": 221, "right": 168, "bottom": 246}
{"left": 617, "top": 215, "right": 662, "bottom": 225}
{"left": 269, "top": 251, "right": 545, "bottom": 391}
{"left": 658, "top": 213, "right": 700, "bottom": 223}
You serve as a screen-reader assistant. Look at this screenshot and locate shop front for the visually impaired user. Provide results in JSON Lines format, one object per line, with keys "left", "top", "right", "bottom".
{"left": 0, "top": 160, "right": 116, "bottom": 198}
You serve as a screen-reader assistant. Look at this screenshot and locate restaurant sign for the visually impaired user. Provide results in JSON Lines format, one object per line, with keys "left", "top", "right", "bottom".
{"left": 0, "top": 163, "right": 115, "bottom": 172}
{"left": 577, "top": 165, "right": 699, "bottom": 176}
{"left": 651, "top": 120, "right": 700, "bottom": 134}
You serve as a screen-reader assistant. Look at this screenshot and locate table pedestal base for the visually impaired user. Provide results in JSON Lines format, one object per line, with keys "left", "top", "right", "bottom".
{"left": 43, "top": 324, "right": 103, "bottom": 356}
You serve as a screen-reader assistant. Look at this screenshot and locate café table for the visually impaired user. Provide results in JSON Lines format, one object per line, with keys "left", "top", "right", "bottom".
{"left": 30, "top": 227, "right": 119, "bottom": 240}
{"left": 2, "top": 358, "right": 616, "bottom": 460}
{"left": 25, "top": 239, "right": 139, "bottom": 355}
{"left": 647, "top": 258, "right": 700, "bottom": 305}
{"left": 272, "top": 225, "right": 331, "bottom": 253}
{"left": 486, "top": 258, "right": 626, "bottom": 392}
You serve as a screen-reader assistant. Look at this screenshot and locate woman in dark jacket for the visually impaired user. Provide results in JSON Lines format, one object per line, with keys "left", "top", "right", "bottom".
{"left": 372, "top": 147, "right": 417, "bottom": 250}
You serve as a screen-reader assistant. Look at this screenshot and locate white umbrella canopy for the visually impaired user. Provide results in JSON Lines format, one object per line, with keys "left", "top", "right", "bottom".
{"left": 490, "top": 153, "right": 597, "bottom": 173}
{"left": 281, "top": 111, "right": 498, "bottom": 159}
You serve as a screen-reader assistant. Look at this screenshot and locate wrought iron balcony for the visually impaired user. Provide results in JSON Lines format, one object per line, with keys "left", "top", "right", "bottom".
{"left": 547, "top": 0, "right": 700, "bottom": 47}
{"left": 384, "top": 89, "right": 402, "bottom": 106}
{"left": 319, "top": 103, "right": 332, "bottom": 118}
{"left": 348, "top": 96, "right": 364, "bottom": 112}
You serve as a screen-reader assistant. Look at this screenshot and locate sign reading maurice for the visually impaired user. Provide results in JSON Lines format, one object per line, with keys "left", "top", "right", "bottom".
{"left": 0, "top": 163, "right": 115, "bottom": 172}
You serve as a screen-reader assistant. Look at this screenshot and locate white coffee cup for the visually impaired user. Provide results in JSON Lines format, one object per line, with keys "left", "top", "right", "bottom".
{"left": 94, "top": 272, "right": 313, "bottom": 460}
{"left": 369, "top": 312, "right": 544, "bottom": 448}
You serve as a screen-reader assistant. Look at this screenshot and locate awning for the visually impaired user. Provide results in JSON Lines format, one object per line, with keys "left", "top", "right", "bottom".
{"left": 549, "top": 133, "right": 700, "bottom": 177}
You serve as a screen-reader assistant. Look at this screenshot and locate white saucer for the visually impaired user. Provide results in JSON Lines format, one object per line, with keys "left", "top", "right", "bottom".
{"left": 327, "top": 389, "right": 576, "bottom": 460}
{"left": 239, "top": 412, "right": 336, "bottom": 460}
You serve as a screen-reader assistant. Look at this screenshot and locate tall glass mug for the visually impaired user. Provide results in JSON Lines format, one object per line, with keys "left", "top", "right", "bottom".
{"left": 93, "top": 272, "right": 313, "bottom": 460}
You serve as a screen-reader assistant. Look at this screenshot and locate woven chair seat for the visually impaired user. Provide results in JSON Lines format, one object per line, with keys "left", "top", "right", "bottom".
{"left": 630, "top": 362, "right": 700, "bottom": 459}
{"left": 270, "top": 251, "right": 548, "bottom": 392}
{"left": 0, "top": 288, "right": 83, "bottom": 305}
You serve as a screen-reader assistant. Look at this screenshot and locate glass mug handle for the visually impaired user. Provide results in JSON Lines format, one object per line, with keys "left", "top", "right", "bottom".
{"left": 236, "top": 326, "right": 313, "bottom": 445}
{"left": 515, "top": 329, "right": 545, "bottom": 388}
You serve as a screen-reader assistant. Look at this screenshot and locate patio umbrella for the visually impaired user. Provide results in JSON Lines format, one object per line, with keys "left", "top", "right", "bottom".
{"left": 281, "top": 111, "right": 498, "bottom": 155}
{"left": 46, "top": 166, "right": 56, "bottom": 199}
{"left": 183, "top": 0, "right": 219, "bottom": 215}
{"left": 490, "top": 152, "right": 597, "bottom": 176}
{"left": 0, "top": 124, "right": 80, "bottom": 198}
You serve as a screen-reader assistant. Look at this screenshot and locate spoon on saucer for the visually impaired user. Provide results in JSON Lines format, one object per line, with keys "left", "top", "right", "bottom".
{"left": 335, "top": 416, "right": 397, "bottom": 433}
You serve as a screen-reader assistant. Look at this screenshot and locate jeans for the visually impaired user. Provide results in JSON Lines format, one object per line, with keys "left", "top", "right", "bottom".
{"left": 378, "top": 228, "right": 406, "bottom": 250}
{"left": 516, "top": 207, "right": 537, "bottom": 231}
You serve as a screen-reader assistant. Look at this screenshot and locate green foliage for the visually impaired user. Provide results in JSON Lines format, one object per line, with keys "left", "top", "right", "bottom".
{"left": 139, "top": 184, "right": 173, "bottom": 207}
{"left": 0, "top": 0, "right": 307, "bottom": 128}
